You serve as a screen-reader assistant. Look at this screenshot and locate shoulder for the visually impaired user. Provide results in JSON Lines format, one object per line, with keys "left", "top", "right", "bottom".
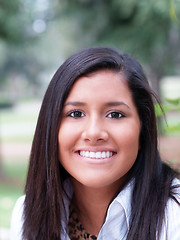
{"left": 160, "top": 178, "right": 180, "bottom": 240}
{"left": 10, "top": 195, "right": 25, "bottom": 240}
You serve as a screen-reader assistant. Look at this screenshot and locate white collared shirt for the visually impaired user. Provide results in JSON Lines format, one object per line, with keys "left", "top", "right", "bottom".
{"left": 10, "top": 178, "right": 180, "bottom": 240}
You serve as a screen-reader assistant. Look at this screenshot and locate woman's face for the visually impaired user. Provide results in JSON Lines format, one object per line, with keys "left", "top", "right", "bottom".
{"left": 58, "top": 70, "right": 141, "bottom": 189}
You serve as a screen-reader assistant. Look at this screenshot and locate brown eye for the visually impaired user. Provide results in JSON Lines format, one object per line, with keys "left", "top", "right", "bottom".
{"left": 107, "top": 112, "right": 124, "bottom": 119}
{"left": 68, "top": 110, "right": 85, "bottom": 118}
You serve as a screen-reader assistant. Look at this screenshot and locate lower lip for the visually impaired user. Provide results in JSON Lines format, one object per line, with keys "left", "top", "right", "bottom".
{"left": 76, "top": 152, "right": 116, "bottom": 164}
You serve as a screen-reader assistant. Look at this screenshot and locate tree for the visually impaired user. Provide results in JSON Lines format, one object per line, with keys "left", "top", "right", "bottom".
{"left": 0, "top": 0, "right": 54, "bottom": 87}
{"left": 0, "top": 0, "right": 26, "bottom": 43}
{"left": 0, "top": 0, "right": 53, "bottom": 180}
{"left": 0, "top": 0, "right": 25, "bottom": 179}
{"left": 59, "top": 0, "right": 180, "bottom": 94}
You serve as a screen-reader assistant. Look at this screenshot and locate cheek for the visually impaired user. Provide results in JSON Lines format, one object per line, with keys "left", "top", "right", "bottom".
{"left": 115, "top": 134, "right": 140, "bottom": 177}
{"left": 59, "top": 123, "right": 76, "bottom": 145}
{"left": 123, "top": 129, "right": 140, "bottom": 163}
{"left": 58, "top": 123, "right": 80, "bottom": 161}
{"left": 114, "top": 122, "right": 140, "bottom": 147}
{"left": 58, "top": 124, "right": 68, "bottom": 161}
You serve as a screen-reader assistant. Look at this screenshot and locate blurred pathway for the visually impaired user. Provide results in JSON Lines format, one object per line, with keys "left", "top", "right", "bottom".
{"left": 1, "top": 101, "right": 41, "bottom": 164}
{"left": 1, "top": 142, "right": 31, "bottom": 164}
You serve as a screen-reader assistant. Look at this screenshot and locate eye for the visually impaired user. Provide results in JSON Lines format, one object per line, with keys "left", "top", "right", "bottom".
{"left": 107, "top": 111, "right": 124, "bottom": 119}
{"left": 67, "top": 110, "right": 85, "bottom": 118}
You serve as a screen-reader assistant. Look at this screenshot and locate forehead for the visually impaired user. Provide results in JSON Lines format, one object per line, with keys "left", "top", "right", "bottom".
{"left": 64, "top": 70, "right": 135, "bottom": 107}
{"left": 67, "top": 70, "right": 129, "bottom": 98}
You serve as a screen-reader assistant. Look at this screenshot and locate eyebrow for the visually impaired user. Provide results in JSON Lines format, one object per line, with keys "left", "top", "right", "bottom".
{"left": 105, "top": 101, "right": 130, "bottom": 109}
{"left": 64, "top": 101, "right": 86, "bottom": 107}
{"left": 64, "top": 101, "right": 130, "bottom": 109}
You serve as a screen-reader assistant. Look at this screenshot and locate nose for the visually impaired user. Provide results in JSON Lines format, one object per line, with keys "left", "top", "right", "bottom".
{"left": 81, "top": 115, "right": 108, "bottom": 142}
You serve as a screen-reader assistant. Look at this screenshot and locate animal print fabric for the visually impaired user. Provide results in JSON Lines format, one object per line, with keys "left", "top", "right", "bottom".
{"left": 68, "top": 201, "right": 97, "bottom": 240}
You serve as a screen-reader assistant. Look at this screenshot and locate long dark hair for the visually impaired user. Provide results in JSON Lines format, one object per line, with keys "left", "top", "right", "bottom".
{"left": 23, "top": 47, "right": 179, "bottom": 239}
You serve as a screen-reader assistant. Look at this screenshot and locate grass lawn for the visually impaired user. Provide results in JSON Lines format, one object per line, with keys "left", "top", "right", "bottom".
{"left": 0, "top": 102, "right": 38, "bottom": 228}
{"left": 0, "top": 162, "right": 28, "bottom": 228}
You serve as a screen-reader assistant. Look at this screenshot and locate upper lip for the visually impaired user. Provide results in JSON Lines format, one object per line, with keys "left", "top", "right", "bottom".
{"left": 75, "top": 147, "right": 117, "bottom": 153}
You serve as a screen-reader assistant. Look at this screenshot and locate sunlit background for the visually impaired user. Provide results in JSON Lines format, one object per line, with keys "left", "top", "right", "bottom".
{"left": 0, "top": 0, "right": 180, "bottom": 239}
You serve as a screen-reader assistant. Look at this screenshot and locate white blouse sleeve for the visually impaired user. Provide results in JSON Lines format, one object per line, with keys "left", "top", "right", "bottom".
{"left": 160, "top": 179, "right": 180, "bottom": 240}
{"left": 10, "top": 196, "right": 25, "bottom": 240}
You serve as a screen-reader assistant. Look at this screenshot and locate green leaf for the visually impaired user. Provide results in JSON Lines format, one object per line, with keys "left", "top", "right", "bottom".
{"left": 165, "top": 97, "right": 180, "bottom": 105}
{"left": 169, "top": 0, "right": 179, "bottom": 23}
{"left": 165, "top": 123, "right": 180, "bottom": 133}
{"left": 154, "top": 103, "right": 171, "bottom": 117}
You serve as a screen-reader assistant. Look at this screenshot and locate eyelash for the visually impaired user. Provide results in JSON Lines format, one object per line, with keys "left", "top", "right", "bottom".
{"left": 66, "top": 110, "right": 125, "bottom": 119}
{"left": 107, "top": 111, "right": 125, "bottom": 119}
{"left": 66, "top": 110, "right": 85, "bottom": 118}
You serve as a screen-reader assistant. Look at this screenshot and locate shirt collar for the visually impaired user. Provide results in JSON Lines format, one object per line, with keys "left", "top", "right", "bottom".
{"left": 62, "top": 178, "right": 134, "bottom": 230}
{"left": 113, "top": 180, "right": 134, "bottom": 228}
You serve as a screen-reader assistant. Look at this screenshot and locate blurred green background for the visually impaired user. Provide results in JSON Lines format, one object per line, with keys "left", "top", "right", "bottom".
{"left": 0, "top": 0, "right": 180, "bottom": 238}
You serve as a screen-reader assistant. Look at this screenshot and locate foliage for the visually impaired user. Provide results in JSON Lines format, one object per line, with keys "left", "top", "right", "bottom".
{"left": 0, "top": 0, "right": 56, "bottom": 98}
{"left": 0, "top": 0, "right": 180, "bottom": 97}
{"left": 155, "top": 97, "right": 180, "bottom": 134}
{"left": 59, "top": 0, "right": 180, "bottom": 93}
{"left": 60, "top": 0, "right": 180, "bottom": 61}
{"left": 165, "top": 97, "right": 180, "bottom": 107}
{"left": 0, "top": 0, "right": 57, "bottom": 44}
{"left": 163, "top": 98, "right": 180, "bottom": 134}
{"left": 0, "top": 0, "right": 36, "bottom": 44}
{"left": 0, "top": 0, "right": 25, "bottom": 44}
{"left": 155, "top": 97, "right": 180, "bottom": 116}
{"left": 169, "top": 0, "right": 179, "bottom": 23}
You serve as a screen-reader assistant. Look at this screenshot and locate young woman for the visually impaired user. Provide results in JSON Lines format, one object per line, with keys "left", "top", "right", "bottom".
{"left": 11, "top": 47, "right": 180, "bottom": 240}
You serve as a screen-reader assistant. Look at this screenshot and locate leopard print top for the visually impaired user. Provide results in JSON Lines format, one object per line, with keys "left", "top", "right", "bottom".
{"left": 68, "top": 201, "right": 98, "bottom": 240}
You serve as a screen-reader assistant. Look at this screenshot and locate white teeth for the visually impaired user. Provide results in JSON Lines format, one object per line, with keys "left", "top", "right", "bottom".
{"left": 85, "top": 151, "right": 90, "bottom": 157}
{"left": 102, "top": 152, "right": 106, "bottom": 158}
{"left": 90, "top": 152, "right": 96, "bottom": 158}
{"left": 79, "top": 151, "right": 114, "bottom": 159}
{"left": 95, "top": 152, "right": 101, "bottom": 159}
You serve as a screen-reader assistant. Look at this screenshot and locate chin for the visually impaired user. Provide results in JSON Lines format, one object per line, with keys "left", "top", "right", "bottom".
{"left": 75, "top": 176, "right": 122, "bottom": 189}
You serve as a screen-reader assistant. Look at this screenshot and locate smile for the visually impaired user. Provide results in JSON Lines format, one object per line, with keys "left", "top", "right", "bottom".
{"left": 79, "top": 151, "right": 114, "bottom": 159}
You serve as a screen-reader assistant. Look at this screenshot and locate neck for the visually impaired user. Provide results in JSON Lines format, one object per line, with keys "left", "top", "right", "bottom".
{"left": 71, "top": 178, "right": 123, "bottom": 235}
